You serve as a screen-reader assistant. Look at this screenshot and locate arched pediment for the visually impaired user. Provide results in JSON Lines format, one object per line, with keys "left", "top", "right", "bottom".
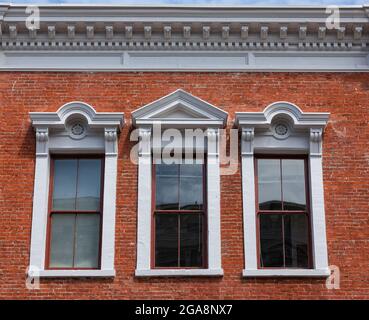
{"left": 30, "top": 101, "right": 124, "bottom": 131}
{"left": 235, "top": 101, "right": 329, "bottom": 129}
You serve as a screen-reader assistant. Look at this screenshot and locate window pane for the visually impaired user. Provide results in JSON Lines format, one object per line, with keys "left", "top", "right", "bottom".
{"left": 76, "top": 159, "right": 101, "bottom": 211}
{"left": 74, "top": 214, "right": 100, "bottom": 268}
{"left": 282, "top": 159, "right": 307, "bottom": 211}
{"left": 49, "top": 214, "right": 75, "bottom": 268}
{"left": 258, "top": 159, "right": 282, "bottom": 210}
{"left": 52, "top": 160, "right": 78, "bottom": 210}
{"left": 180, "top": 164, "right": 203, "bottom": 210}
{"left": 155, "top": 164, "right": 179, "bottom": 210}
{"left": 155, "top": 214, "right": 178, "bottom": 267}
{"left": 259, "top": 214, "right": 284, "bottom": 267}
{"left": 284, "top": 214, "right": 309, "bottom": 268}
{"left": 180, "top": 214, "right": 203, "bottom": 267}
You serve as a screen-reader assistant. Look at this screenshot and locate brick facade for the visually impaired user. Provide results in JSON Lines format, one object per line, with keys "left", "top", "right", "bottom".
{"left": 0, "top": 72, "right": 368, "bottom": 299}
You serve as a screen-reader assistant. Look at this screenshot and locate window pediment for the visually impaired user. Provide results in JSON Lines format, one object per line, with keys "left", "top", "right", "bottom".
{"left": 132, "top": 89, "right": 227, "bottom": 128}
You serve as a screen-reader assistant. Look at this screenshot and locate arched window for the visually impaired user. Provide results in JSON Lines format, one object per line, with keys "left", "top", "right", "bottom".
{"left": 236, "top": 102, "right": 330, "bottom": 277}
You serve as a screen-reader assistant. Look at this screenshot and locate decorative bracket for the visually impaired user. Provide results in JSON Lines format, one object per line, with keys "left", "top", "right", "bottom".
{"left": 310, "top": 128, "right": 323, "bottom": 156}
{"left": 207, "top": 128, "right": 219, "bottom": 158}
{"left": 138, "top": 127, "right": 152, "bottom": 158}
{"left": 105, "top": 128, "right": 118, "bottom": 156}
{"left": 241, "top": 127, "right": 254, "bottom": 156}
{"left": 35, "top": 128, "right": 49, "bottom": 157}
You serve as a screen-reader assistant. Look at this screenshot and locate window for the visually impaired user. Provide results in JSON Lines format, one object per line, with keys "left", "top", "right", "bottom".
{"left": 256, "top": 157, "right": 311, "bottom": 269}
{"left": 47, "top": 157, "right": 103, "bottom": 269}
{"left": 29, "top": 102, "right": 123, "bottom": 277}
{"left": 153, "top": 163, "right": 206, "bottom": 268}
{"left": 236, "top": 102, "right": 330, "bottom": 277}
{"left": 133, "top": 90, "right": 226, "bottom": 276}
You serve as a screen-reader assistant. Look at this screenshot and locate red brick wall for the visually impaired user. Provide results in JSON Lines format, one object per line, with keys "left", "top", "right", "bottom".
{"left": 0, "top": 72, "right": 368, "bottom": 299}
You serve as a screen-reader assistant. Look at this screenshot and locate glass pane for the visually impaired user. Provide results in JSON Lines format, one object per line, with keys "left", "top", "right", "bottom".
{"left": 155, "top": 164, "right": 179, "bottom": 210}
{"left": 284, "top": 214, "right": 309, "bottom": 268}
{"left": 180, "top": 214, "right": 203, "bottom": 267}
{"left": 259, "top": 214, "right": 284, "bottom": 267}
{"left": 155, "top": 214, "right": 178, "bottom": 267}
{"left": 282, "top": 159, "right": 307, "bottom": 211}
{"left": 179, "top": 164, "right": 203, "bottom": 210}
{"left": 74, "top": 214, "right": 100, "bottom": 268}
{"left": 49, "top": 214, "right": 75, "bottom": 268}
{"left": 52, "top": 160, "right": 78, "bottom": 210}
{"left": 76, "top": 159, "right": 102, "bottom": 211}
{"left": 258, "top": 159, "right": 282, "bottom": 210}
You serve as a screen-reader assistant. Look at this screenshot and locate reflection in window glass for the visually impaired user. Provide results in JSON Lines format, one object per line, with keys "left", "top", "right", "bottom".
{"left": 74, "top": 214, "right": 100, "bottom": 268}
{"left": 180, "top": 164, "right": 203, "bottom": 210}
{"left": 155, "top": 164, "right": 179, "bottom": 210}
{"left": 49, "top": 157, "right": 102, "bottom": 269}
{"left": 76, "top": 160, "right": 101, "bottom": 211}
{"left": 49, "top": 213, "right": 101, "bottom": 268}
{"left": 52, "top": 160, "right": 78, "bottom": 210}
{"left": 282, "top": 160, "right": 306, "bottom": 211}
{"left": 49, "top": 214, "right": 75, "bottom": 268}
{"left": 258, "top": 159, "right": 282, "bottom": 210}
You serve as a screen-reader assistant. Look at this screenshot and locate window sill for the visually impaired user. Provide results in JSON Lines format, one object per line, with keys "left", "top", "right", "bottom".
{"left": 35, "top": 269, "right": 116, "bottom": 278}
{"left": 242, "top": 268, "right": 330, "bottom": 278}
{"left": 135, "top": 269, "right": 224, "bottom": 277}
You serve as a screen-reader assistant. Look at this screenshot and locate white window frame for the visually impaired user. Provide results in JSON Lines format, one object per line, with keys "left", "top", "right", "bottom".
{"left": 132, "top": 89, "right": 227, "bottom": 277}
{"left": 28, "top": 102, "right": 124, "bottom": 278}
{"left": 235, "top": 102, "right": 330, "bottom": 277}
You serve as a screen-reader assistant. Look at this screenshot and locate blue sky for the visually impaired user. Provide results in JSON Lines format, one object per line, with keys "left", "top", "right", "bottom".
{"left": 6, "top": 0, "right": 368, "bottom": 6}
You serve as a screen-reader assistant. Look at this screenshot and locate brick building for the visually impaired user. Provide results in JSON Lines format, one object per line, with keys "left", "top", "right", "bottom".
{"left": 0, "top": 4, "right": 368, "bottom": 299}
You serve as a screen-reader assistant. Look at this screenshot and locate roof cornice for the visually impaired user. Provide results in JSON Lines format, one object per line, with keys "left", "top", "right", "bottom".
{"left": 0, "top": 4, "right": 368, "bottom": 71}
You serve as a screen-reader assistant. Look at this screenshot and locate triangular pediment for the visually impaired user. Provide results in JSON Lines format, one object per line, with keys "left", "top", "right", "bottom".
{"left": 132, "top": 89, "right": 227, "bottom": 128}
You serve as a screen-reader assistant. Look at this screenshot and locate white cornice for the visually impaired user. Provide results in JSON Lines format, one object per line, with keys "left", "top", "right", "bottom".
{"left": 0, "top": 5, "right": 368, "bottom": 71}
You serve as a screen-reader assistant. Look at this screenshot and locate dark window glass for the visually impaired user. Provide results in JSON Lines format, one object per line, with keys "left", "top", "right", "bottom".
{"left": 282, "top": 159, "right": 306, "bottom": 211}
{"left": 180, "top": 214, "right": 203, "bottom": 267}
{"left": 257, "top": 157, "right": 310, "bottom": 269}
{"left": 284, "top": 214, "right": 309, "bottom": 268}
{"left": 155, "top": 214, "right": 178, "bottom": 267}
{"left": 259, "top": 214, "right": 309, "bottom": 268}
{"left": 154, "top": 162, "right": 205, "bottom": 268}
{"left": 259, "top": 214, "right": 284, "bottom": 267}
{"left": 258, "top": 159, "right": 282, "bottom": 210}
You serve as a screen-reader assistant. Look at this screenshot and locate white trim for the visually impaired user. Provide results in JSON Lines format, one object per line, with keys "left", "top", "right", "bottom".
{"left": 38, "top": 269, "right": 116, "bottom": 278}
{"left": 132, "top": 89, "right": 227, "bottom": 128}
{"left": 0, "top": 5, "right": 368, "bottom": 72}
{"left": 135, "top": 269, "right": 224, "bottom": 277}
{"left": 235, "top": 102, "right": 330, "bottom": 278}
{"left": 1, "top": 51, "right": 368, "bottom": 72}
{"left": 28, "top": 102, "right": 124, "bottom": 278}
{"left": 133, "top": 90, "right": 226, "bottom": 277}
{"left": 242, "top": 269, "right": 330, "bottom": 277}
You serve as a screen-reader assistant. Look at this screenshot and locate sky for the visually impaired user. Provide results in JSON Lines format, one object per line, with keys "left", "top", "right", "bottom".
{"left": 5, "top": 0, "right": 368, "bottom": 6}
